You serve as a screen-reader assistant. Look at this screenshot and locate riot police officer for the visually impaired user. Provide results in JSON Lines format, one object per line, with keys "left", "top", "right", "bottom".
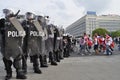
{"left": 34, "top": 15, "right": 48, "bottom": 67}
{"left": 37, "top": 15, "right": 57, "bottom": 65}
{"left": 22, "top": 12, "right": 42, "bottom": 74}
{"left": 0, "top": 9, "right": 26, "bottom": 80}
{"left": 53, "top": 26, "right": 61, "bottom": 62}
{"left": 57, "top": 28, "right": 64, "bottom": 60}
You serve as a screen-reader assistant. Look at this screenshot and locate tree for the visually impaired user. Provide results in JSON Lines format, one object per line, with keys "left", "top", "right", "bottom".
{"left": 111, "top": 30, "right": 120, "bottom": 37}
{"left": 92, "top": 28, "right": 109, "bottom": 37}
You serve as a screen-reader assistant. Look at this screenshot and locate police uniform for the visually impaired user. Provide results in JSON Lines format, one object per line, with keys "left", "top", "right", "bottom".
{"left": 53, "top": 26, "right": 61, "bottom": 62}
{"left": 22, "top": 12, "right": 42, "bottom": 74}
{"left": 37, "top": 16, "right": 57, "bottom": 66}
{"left": 45, "top": 24, "right": 57, "bottom": 65}
{"left": 0, "top": 9, "right": 26, "bottom": 80}
{"left": 34, "top": 18, "right": 48, "bottom": 67}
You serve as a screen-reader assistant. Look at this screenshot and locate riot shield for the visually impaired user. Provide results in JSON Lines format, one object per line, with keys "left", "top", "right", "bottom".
{"left": 43, "top": 27, "right": 48, "bottom": 40}
{"left": 50, "top": 27, "right": 54, "bottom": 37}
{"left": 9, "top": 17, "right": 25, "bottom": 32}
{"left": 33, "top": 20, "right": 44, "bottom": 36}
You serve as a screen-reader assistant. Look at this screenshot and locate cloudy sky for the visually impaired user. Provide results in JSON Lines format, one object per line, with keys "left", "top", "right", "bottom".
{"left": 0, "top": 0, "right": 120, "bottom": 28}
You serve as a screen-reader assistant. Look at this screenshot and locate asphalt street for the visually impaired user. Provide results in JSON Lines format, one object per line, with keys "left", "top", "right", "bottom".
{"left": 0, "top": 45, "right": 120, "bottom": 80}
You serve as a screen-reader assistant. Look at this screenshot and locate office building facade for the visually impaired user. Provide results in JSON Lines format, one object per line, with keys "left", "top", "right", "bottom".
{"left": 66, "top": 11, "right": 120, "bottom": 37}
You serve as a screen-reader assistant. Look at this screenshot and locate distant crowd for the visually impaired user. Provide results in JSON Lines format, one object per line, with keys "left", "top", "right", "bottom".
{"left": 78, "top": 33, "right": 115, "bottom": 56}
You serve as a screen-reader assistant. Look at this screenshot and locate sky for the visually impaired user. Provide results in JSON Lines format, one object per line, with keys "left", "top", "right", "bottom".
{"left": 0, "top": 0, "right": 120, "bottom": 28}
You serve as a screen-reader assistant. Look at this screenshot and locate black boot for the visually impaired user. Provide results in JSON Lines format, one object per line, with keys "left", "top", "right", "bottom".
{"left": 63, "top": 48, "right": 67, "bottom": 57}
{"left": 55, "top": 51, "right": 60, "bottom": 62}
{"left": 66, "top": 49, "right": 70, "bottom": 57}
{"left": 59, "top": 49, "right": 64, "bottom": 60}
{"left": 39, "top": 55, "right": 48, "bottom": 68}
{"left": 3, "top": 57, "right": 12, "bottom": 80}
{"left": 13, "top": 57, "right": 27, "bottom": 79}
{"left": 43, "top": 55, "right": 48, "bottom": 66}
{"left": 51, "top": 61, "right": 58, "bottom": 65}
{"left": 22, "top": 55, "right": 27, "bottom": 74}
{"left": 34, "top": 67, "right": 42, "bottom": 74}
{"left": 16, "top": 70, "right": 27, "bottom": 79}
{"left": 5, "top": 70, "right": 12, "bottom": 80}
{"left": 32, "top": 55, "right": 42, "bottom": 74}
{"left": 49, "top": 52, "right": 57, "bottom": 66}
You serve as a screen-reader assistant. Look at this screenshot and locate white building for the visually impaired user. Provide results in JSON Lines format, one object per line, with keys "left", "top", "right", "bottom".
{"left": 66, "top": 11, "right": 120, "bottom": 37}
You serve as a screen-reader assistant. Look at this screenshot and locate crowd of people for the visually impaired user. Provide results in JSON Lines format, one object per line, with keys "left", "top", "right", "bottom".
{"left": 78, "top": 33, "right": 115, "bottom": 56}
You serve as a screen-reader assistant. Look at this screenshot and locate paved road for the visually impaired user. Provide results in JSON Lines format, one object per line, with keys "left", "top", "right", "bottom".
{"left": 0, "top": 52, "right": 120, "bottom": 80}
{"left": 0, "top": 45, "right": 120, "bottom": 80}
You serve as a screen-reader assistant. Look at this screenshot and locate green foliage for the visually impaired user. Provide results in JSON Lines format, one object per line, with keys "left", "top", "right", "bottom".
{"left": 111, "top": 30, "right": 120, "bottom": 37}
{"left": 92, "top": 28, "right": 120, "bottom": 37}
{"left": 92, "top": 28, "right": 109, "bottom": 36}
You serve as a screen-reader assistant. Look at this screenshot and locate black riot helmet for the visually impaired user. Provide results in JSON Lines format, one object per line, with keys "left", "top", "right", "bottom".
{"left": 37, "top": 15, "right": 49, "bottom": 24}
{"left": 25, "top": 12, "right": 36, "bottom": 20}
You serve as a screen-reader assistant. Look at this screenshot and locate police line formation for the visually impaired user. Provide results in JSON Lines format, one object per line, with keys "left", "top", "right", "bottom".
{"left": 0, "top": 9, "right": 72, "bottom": 80}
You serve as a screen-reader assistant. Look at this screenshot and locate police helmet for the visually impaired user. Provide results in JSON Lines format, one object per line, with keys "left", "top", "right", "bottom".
{"left": 25, "top": 12, "right": 35, "bottom": 20}
{"left": 3, "top": 9, "right": 14, "bottom": 17}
